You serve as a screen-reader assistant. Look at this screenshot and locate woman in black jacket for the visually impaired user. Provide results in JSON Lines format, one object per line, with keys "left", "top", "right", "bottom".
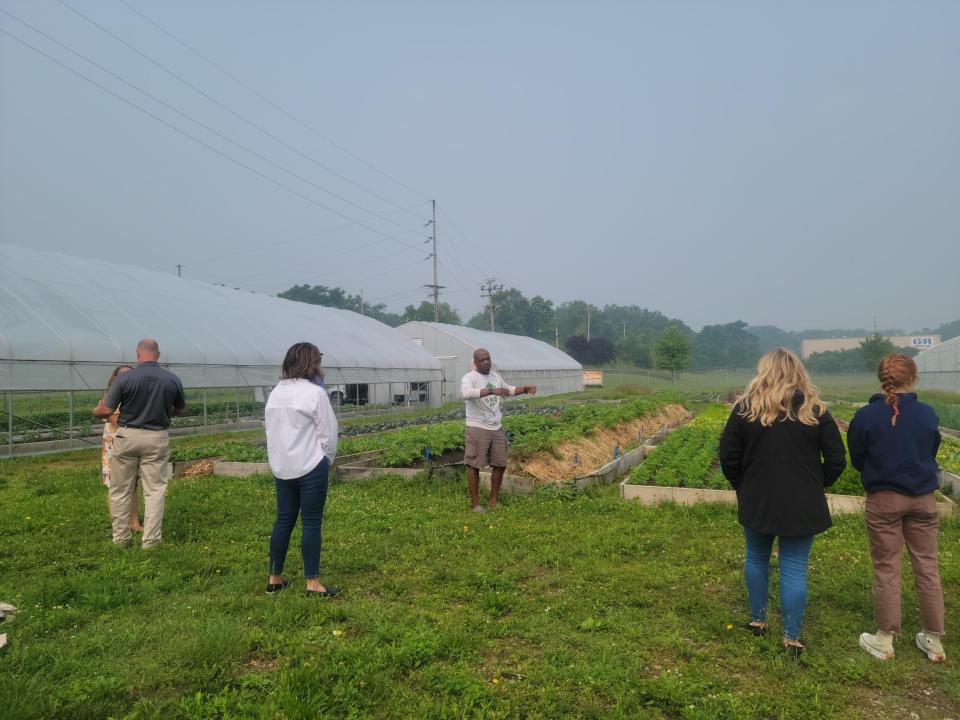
{"left": 719, "top": 349, "right": 846, "bottom": 654}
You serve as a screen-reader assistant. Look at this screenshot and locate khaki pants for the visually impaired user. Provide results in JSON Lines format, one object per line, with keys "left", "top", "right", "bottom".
{"left": 464, "top": 426, "right": 508, "bottom": 469}
{"left": 865, "top": 490, "right": 945, "bottom": 635}
{"left": 109, "top": 427, "right": 171, "bottom": 548}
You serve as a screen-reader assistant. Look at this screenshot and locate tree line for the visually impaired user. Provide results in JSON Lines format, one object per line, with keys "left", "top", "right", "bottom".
{"left": 277, "top": 284, "right": 957, "bottom": 372}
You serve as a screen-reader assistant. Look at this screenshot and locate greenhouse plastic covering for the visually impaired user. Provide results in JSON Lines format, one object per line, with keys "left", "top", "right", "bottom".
{"left": 0, "top": 244, "right": 442, "bottom": 391}
{"left": 916, "top": 337, "right": 960, "bottom": 373}
{"left": 396, "top": 322, "right": 583, "bottom": 401}
{"left": 397, "top": 322, "right": 582, "bottom": 371}
{"left": 916, "top": 336, "right": 960, "bottom": 393}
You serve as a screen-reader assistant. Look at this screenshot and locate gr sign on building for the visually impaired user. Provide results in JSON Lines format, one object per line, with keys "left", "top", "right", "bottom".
{"left": 800, "top": 335, "right": 941, "bottom": 359}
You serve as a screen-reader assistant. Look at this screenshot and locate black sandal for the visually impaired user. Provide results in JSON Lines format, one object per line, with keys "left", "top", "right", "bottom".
{"left": 266, "top": 579, "right": 289, "bottom": 594}
{"left": 306, "top": 586, "right": 342, "bottom": 598}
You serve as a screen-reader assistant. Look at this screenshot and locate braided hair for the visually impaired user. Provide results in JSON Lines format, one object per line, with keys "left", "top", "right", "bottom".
{"left": 876, "top": 354, "right": 917, "bottom": 427}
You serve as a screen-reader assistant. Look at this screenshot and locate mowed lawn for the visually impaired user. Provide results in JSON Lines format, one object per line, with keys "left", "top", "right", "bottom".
{"left": 1, "top": 450, "right": 958, "bottom": 719}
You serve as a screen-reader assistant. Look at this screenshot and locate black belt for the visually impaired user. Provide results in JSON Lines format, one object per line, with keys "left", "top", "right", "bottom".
{"left": 118, "top": 425, "right": 164, "bottom": 430}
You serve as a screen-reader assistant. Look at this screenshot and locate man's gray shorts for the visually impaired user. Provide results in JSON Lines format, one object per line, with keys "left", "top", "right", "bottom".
{"left": 464, "top": 426, "right": 508, "bottom": 469}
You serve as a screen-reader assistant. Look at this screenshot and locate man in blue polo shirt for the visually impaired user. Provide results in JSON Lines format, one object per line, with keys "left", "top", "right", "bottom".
{"left": 94, "top": 339, "right": 186, "bottom": 548}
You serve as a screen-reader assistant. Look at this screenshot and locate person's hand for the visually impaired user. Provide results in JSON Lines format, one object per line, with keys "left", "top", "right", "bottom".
{"left": 491, "top": 388, "right": 511, "bottom": 397}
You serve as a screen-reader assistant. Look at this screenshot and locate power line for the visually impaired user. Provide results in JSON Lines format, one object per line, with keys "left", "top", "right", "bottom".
{"left": 56, "top": 0, "right": 430, "bottom": 224}
{"left": 185, "top": 201, "right": 431, "bottom": 269}
{"left": 0, "top": 8, "right": 423, "bottom": 236}
{"left": 231, "top": 240, "right": 423, "bottom": 284}
{"left": 0, "top": 25, "right": 421, "bottom": 250}
{"left": 436, "top": 203, "right": 514, "bottom": 288}
{"left": 365, "top": 287, "right": 426, "bottom": 304}
{"left": 116, "top": 0, "right": 430, "bottom": 207}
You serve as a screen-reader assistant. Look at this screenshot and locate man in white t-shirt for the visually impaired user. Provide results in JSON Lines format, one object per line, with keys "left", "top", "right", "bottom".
{"left": 460, "top": 348, "right": 536, "bottom": 512}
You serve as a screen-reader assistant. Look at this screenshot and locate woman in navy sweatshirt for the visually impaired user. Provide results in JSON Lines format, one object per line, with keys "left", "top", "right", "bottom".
{"left": 720, "top": 349, "right": 846, "bottom": 655}
{"left": 849, "top": 354, "right": 945, "bottom": 662}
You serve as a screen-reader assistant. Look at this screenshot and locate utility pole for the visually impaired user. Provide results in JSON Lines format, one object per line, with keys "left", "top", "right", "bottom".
{"left": 359, "top": 289, "right": 364, "bottom": 316}
{"left": 587, "top": 307, "right": 592, "bottom": 342}
{"left": 555, "top": 324, "right": 560, "bottom": 349}
{"left": 423, "top": 200, "right": 444, "bottom": 322}
{"left": 176, "top": 264, "right": 182, "bottom": 278}
{"left": 622, "top": 321, "right": 626, "bottom": 339}
{"left": 481, "top": 278, "right": 504, "bottom": 332}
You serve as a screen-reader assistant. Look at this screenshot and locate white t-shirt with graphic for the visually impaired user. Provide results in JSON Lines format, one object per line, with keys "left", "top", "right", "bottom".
{"left": 460, "top": 369, "right": 516, "bottom": 431}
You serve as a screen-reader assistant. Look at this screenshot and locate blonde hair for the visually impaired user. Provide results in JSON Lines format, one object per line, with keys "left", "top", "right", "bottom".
{"left": 877, "top": 353, "right": 917, "bottom": 426}
{"left": 738, "top": 349, "right": 825, "bottom": 426}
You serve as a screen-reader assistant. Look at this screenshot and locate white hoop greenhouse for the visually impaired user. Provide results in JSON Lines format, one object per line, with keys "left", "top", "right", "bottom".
{"left": 396, "top": 321, "right": 583, "bottom": 403}
{"left": 1, "top": 244, "right": 443, "bottom": 453}
{"left": 916, "top": 336, "right": 960, "bottom": 393}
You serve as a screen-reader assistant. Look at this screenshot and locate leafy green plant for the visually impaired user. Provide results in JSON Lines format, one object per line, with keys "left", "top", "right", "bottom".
{"left": 628, "top": 404, "right": 728, "bottom": 489}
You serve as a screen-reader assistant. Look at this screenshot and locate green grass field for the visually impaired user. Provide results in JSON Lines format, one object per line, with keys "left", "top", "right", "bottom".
{"left": 594, "top": 366, "right": 882, "bottom": 399}
{"left": 1, "top": 449, "right": 958, "bottom": 719}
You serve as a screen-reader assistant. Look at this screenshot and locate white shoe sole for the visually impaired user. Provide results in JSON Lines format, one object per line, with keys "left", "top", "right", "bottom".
{"left": 859, "top": 634, "right": 894, "bottom": 660}
{"left": 915, "top": 634, "right": 946, "bottom": 663}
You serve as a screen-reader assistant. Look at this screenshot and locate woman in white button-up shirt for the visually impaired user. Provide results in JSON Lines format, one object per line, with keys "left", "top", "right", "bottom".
{"left": 264, "top": 342, "right": 340, "bottom": 597}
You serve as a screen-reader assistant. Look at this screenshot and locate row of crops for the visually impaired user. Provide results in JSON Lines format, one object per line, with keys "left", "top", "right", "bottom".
{"left": 627, "top": 404, "right": 959, "bottom": 495}
{"left": 627, "top": 405, "right": 729, "bottom": 490}
{"left": 170, "top": 392, "right": 686, "bottom": 468}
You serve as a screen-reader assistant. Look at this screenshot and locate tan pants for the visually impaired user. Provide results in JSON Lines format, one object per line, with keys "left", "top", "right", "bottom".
{"left": 109, "top": 427, "right": 171, "bottom": 548}
{"left": 865, "top": 490, "right": 945, "bottom": 635}
{"left": 464, "top": 426, "right": 508, "bottom": 469}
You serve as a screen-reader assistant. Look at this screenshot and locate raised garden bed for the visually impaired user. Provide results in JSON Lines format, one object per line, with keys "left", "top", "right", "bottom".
{"left": 620, "top": 405, "right": 956, "bottom": 518}
{"left": 480, "top": 422, "right": 678, "bottom": 496}
{"left": 174, "top": 392, "right": 691, "bottom": 487}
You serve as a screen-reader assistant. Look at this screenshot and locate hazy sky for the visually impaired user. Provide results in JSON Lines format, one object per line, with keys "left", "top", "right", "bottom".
{"left": 1, "top": 0, "right": 957, "bottom": 331}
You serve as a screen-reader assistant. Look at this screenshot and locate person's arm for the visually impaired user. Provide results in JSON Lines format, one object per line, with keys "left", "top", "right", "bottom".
{"left": 170, "top": 380, "right": 188, "bottom": 417}
{"left": 931, "top": 409, "right": 942, "bottom": 460}
{"left": 846, "top": 411, "right": 866, "bottom": 472}
{"left": 92, "top": 398, "right": 116, "bottom": 419}
{"left": 93, "top": 380, "right": 123, "bottom": 418}
{"left": 460, "top": 374, "right": 482, "bottom": 400}
{"left": 718, "top": 409, "right": 744, "bottom": 489}
{"left": 460, "top": 375, "right": 507, "bottom": 399}
{"left": 317, "top": 391, "right": 338, "bottom": 462}
{"left": 818, "top": 411, "right": 847, "bottom": 487}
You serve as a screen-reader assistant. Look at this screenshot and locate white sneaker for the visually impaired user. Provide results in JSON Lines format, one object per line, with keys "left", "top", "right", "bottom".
{"left": 471, "top": 505, "right": 486, "bottom": 513}
{"left": 859, "top": 631, "right": 895, "bottom": 660}
{"left": 916, "top": 632, "right": 946, "bottom": 663}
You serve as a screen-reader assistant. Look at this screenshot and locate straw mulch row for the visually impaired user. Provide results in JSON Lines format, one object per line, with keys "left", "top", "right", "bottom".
{"left": 511, "top": 404, "right": 691, "bottom": 482}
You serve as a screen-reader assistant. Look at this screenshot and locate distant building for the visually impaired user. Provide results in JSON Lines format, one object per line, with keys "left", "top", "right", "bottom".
{"left": 800, "top": 335, "right": 941, "bottom": 359}
{"left": 396, "top": 321, "right": 583, "bottom": 403}
{"left": 916, "top": 336, "right": 960, "bottom": 393}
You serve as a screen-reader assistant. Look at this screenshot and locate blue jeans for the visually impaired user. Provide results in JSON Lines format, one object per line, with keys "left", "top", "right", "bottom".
{"left": 269, "top": 458, "right": 329, "bottom": 579}
{"left": 743, "top": 527, "right": 814, "bottom": 641}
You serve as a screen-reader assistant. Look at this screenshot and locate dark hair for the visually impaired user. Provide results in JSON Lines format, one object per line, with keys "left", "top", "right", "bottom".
{"left": 106, "top": 365, "right": 133, "bottom": 391}
{"left": 281, "top": 342, "right": 323, "bottom": 381}
{"left": 877, "top": 353, "right": 918, "bottom": 427}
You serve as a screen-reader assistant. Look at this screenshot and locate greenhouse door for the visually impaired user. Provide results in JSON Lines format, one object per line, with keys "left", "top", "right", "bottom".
{"left": 345, "top": 384, "right": 368, "bottom": 406}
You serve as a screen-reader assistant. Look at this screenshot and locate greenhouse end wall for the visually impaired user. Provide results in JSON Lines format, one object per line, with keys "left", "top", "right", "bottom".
{"left": 919, "top": 372, "right": 960, "bottom": 394}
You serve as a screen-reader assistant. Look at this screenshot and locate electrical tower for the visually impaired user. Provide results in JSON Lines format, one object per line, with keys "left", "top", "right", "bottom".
{"left": 422, "top": 200, "right": 445, "bottom": 322}
{"left": 481, "top": 278, "right": 504, "bottom": 332}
